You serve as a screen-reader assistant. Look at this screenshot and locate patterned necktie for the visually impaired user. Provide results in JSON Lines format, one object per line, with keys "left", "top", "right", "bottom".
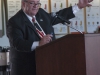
{"left": 32, "top": 17, "right": 44, "bottom": 38}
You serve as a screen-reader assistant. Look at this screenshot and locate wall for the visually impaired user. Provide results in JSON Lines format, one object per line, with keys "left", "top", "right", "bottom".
{"left": 0, "top": 18, "right": 9, "bottom": 46}
{"left": 0, "top": 35, "right": 10, "bottom": 46}
{"left": 0, "top": 1, "right": 9, "bottom": 47}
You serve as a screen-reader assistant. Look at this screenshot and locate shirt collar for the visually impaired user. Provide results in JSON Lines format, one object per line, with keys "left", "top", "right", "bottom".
{"left": 23, "top": 11, "right": 36, "bottom": 23}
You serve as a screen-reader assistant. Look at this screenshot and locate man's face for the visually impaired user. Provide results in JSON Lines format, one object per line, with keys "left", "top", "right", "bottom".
{"left": 22, "top": 0, "right": 41, "bottom": 17}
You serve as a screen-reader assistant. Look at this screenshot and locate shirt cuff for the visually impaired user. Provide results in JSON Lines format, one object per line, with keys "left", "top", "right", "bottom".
{"left": 72, "top": 5, "right": 80, "bottom": 14}
{"left": 31, "top": 41, "right": 39, "bottom": 51}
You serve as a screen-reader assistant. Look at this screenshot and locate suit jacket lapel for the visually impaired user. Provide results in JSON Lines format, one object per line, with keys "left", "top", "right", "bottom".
{"left": 20, "top": 10, "right": 40, "bottom": 38}
{"left": 36, "top": 15, "right": 47, "bottom": 34}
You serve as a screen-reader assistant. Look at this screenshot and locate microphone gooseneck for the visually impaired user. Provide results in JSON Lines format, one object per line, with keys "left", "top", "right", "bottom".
{"left": 64, "top": 22, "right": 83, "bottom": 34}
{"left": 51, "top": 12, "right": 83, "bottom": 34}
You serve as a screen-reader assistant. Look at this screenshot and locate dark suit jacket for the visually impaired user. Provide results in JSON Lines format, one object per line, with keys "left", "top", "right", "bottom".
{"left": 6, "top": 7, "right": 75, "bottom": 75}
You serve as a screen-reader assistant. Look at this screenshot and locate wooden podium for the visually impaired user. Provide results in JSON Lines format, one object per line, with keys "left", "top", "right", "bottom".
{"left": 35, "top": 34, "right": 100, "bottom": 75}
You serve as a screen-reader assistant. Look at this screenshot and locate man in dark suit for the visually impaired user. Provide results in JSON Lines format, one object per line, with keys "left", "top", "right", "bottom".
{"left": 6, "top": 0, "right": 93, "bottom": 75}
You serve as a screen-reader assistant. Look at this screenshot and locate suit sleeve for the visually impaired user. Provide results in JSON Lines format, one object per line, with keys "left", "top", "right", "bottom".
{"left": 51, "top": 6, "right": 75, "bottom": 25}
{"left": 6, "top": 17, "right": 33, "bottom": 52}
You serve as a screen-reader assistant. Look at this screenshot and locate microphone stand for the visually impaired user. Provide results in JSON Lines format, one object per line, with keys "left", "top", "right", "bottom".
{"left": 55, "top": 14, "right": 83, "bottom": 34}
{"left": 63, "top": 22, "right": 83, "bottom": 34}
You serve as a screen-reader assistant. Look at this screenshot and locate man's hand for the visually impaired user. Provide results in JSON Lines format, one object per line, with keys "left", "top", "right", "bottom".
{"left": 39, "top": 34, "right": 52, "bottom": 46}
{"left": 77, "top": 0, "right": 93, "bottom": 9}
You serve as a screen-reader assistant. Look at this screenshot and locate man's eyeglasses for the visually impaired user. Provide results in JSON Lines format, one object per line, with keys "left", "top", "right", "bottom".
{"left": 25, "top": 1, "right": 41, "bottom": 7}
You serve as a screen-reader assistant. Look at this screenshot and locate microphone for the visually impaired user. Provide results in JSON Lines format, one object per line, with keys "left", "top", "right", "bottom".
{"left": 57, "top": 16, "right": 70, "bottom": 24}
{"left": 51, "top": 12, "right": 70, "bottom": 24}
{"left": 51, "top": 12, "right": 83, "bottom": 34}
